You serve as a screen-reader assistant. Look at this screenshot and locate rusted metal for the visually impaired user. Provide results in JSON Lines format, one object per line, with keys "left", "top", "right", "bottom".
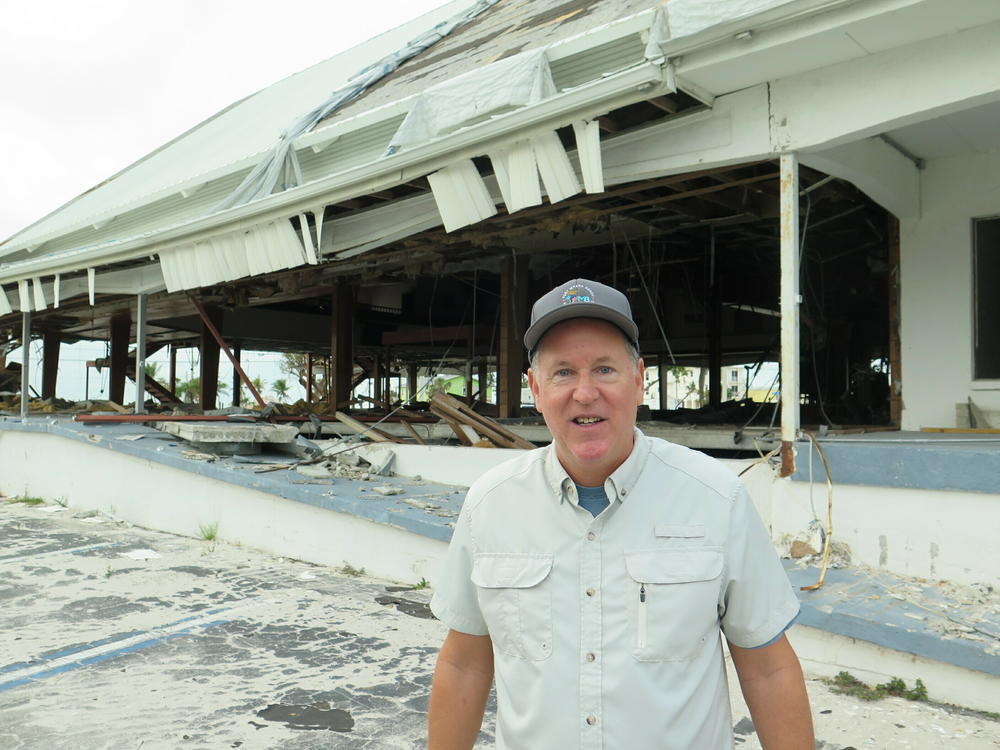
{"left": 779, "top": 440, "right": 795, "bottom": 477}
{"left": 188, "top": 294, "right": 266, "bottom": 409}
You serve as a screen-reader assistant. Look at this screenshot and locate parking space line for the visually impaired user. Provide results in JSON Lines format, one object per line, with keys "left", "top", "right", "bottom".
{"left": 0, "top": 606, "right": 241, "bottom": 692}
{"left": 0, "top": 542, "right": 125, "bottom": 564}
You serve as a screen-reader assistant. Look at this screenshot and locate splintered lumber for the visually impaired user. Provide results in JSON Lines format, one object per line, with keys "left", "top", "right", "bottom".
{"left": 430, "top": 393, "right": 535, "bottom": 450}
{"left": 399, "top": 419, "right": 427, "bottom": 445}
{"left": 334, "top": 411, "right": 402, "bottom": 443}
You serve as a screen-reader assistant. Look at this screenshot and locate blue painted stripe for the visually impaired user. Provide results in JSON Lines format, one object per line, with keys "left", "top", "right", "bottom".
{"left": 0, "top": 541, "right": 125, "bottom": 563}
{"left": 0, "top": 607, "right": 230, "bottom": 676}
{"left": 0, "top": 619, "right": 229, "bottom": 693}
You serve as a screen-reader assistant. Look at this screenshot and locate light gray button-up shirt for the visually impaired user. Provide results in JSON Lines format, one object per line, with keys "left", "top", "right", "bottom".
{"left": 431, "top": 429, "right": 800, "bottom": 749}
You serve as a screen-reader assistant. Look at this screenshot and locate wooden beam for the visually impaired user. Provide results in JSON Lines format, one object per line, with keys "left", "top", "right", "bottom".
{"left": 198, "top": 304, "right": 223, "bottom": 410}
{"left": 41, "top": 330, "right": 60, "bottom": 400}
{"left": 647, "top": 95, "right": 679, "bottom": 114}
{"left": 498, "top": 256, "right": 528, "bottom": 418}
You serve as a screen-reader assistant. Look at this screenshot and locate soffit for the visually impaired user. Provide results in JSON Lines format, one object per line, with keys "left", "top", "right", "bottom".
{"left": 885, "top": 99, "right": 1000, "bottom": 161}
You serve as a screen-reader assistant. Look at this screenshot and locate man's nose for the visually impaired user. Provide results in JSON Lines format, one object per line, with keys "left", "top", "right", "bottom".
{"left": 572, "top": 376, "right": 599, "bottom": 403}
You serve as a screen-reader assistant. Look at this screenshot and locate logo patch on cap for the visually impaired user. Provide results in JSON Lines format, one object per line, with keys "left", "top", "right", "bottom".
{"left": 561, "top": 284, "right": 595, "bottom": 305}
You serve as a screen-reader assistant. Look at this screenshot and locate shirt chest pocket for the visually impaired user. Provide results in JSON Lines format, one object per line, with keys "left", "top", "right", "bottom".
{"left": 624, "top": 547, "right": 724, "bottom": 662}
{"left": 472, "top": 553, "right": 554, "bottom": 661}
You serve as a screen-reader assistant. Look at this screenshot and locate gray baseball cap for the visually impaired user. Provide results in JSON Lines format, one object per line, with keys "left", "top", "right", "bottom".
{"left": 524, "top": 278, "right": 639, "bottom": 354}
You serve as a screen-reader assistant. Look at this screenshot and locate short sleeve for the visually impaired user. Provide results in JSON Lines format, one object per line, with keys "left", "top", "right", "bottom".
{"left": 718, "top": 484, "right": 800, "bottom": 648}
{"left": 430, "top": 491, "right": 489, "bottom": 635}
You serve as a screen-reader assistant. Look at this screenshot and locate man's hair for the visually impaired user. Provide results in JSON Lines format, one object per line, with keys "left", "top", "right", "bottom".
{"left": 529, "top": 330, "right": 641, "bottom": 372}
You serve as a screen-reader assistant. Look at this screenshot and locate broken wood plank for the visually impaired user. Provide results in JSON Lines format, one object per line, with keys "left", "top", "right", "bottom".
{"left": 399, "top": 419, "right": 426, "bottom": 445}
{"left": 334, "top": 411, "right": 401, "bottom": 443}
{"left": 430, "top": 392, "right": 535, "bottom": 450}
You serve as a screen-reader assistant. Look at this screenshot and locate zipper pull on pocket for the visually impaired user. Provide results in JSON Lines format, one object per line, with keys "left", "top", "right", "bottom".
{"left": 638, "top": 583, "right": 648, "bottom": 649}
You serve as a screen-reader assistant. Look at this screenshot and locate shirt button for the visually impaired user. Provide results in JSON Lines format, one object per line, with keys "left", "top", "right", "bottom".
{"left": 585, "top": 587, "right": 596, "bottom": 597}
{"left": 586, "top": 714, "right": 598, "bottom": 726}
{"left": 585, "top": 652, "right": 596, "bottom": 662}
{"left": 586, "top": 531, "right": 596, "bottom": 541}
{"left": 620, "top": 488, "right": 627, "bottom": 497}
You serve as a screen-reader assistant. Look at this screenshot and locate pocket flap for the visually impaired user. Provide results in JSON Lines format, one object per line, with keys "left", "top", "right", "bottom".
{"left": 625, "top": 548, "right": 723, "bottom": 584}
{"left": 472, "top": 553, "right": 553, "bottom": 589}
{"left": 654, "top": 523, "right": 705, "bottom": 538}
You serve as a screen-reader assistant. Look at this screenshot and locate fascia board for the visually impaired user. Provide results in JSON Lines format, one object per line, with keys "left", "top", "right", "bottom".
{"left": 0, "top": 60, "right": 669, "bottom": 286}
{"left": 661, "top": 0, "right": 908, "bottom": 60}
{"left": 664, "top": 0, "right": 928, "bottom": 92}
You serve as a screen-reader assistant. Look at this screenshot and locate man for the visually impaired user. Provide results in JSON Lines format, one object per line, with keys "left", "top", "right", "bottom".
{"left": 428, "top": 278, "right": 814, "bottom": 749}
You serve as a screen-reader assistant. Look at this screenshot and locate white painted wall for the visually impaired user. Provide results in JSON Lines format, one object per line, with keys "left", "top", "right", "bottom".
{"left": 0, "top": 430, "right": 449, "bottom": 586}
{"left": 900, "top": 146, "right": 1000, "bottom": 430}
{"left": 740, "top": 463, "right": 1000, "bottom": 587}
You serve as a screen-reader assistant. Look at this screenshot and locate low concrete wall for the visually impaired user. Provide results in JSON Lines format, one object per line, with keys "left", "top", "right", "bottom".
{"left": 0, "top": 429, "right": 448, "bottom": 585}
{"left": 754, "top": 465, "right": 1000, "bottom": 587}
{"left": 787, "top": 625, "right": 999, "bottom": 715}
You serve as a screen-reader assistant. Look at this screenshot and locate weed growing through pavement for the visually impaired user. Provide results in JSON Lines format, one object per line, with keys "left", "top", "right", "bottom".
{"left": 104, "top": 566, "right": 113, "bottom": 579}
{"left": 414, "top": 577, "right": 430, "bottom": 589}
{"left": 53, "top": 497, "right": 68, "bottom": 507}
{"left": 827, "top": 671, "right": 928, "bottom": 702}
{"left": 6, "top": 496, "right": 45, "bottom": 505}
{"left": 339, "top": 562, "right": 366, "bottom": 577}
{"left": 197, "top": 521, "right": 219, "bottom": 541}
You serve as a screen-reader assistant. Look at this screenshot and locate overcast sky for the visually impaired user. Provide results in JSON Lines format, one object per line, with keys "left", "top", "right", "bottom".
{"left": 0, "top": 0, "right": 457, "bottom": 242}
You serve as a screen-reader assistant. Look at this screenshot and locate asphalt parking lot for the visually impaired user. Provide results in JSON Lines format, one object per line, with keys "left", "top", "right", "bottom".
{"left": 1, "top": 500, "right": 997, "bottom": 749}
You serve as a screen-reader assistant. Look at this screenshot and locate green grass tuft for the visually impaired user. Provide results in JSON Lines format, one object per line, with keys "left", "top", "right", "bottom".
{"left": 197, "top": 521, "right": 219, "bottom": 541}
{"left": 828, "top": 671, "right": 928, "bottom": 702}
{"left": 7, "top": 496, "right": 45, "bottom": 506}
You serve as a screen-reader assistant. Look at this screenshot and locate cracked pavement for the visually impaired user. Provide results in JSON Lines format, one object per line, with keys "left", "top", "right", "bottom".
{"left": 1, "top": 501, "right": 996, "bottom": 749}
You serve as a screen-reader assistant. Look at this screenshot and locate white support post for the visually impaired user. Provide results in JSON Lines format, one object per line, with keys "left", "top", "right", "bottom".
{"left": 135, "top": 294, "right": 147, "bottom": 415}
{"left": 779, "top": 153, "right": 800, "bottom": 477}
{"left": 20, "top": 311, "right": 30, "bottom": 421}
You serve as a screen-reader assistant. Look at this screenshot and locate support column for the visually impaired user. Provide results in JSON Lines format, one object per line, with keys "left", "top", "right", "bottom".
{"left": 306, "top": 353, "right": 314, "bottom": 403}
{"left": 42, "top": 330, "right": 61, "bottom": 400}
{"left": 20, "top": 312, "right": 30, "bottom": 420}
{"left": 198, "top": 305, "right": 223, "bottom": 410}
{"left": 707, "top": 228, "right": 722, "bottom": 408}
{"left": 498, "top": 255, "right": 529, "bottom": 418}
{"left": 658, "top": 355, "right": 669, "bottom": 410}
{"left": 231, "top": 343, "right": 242, "bottom": 407}
{"left": 478, "top": 360, "right": 488, "bottom": 403}
{"left": 134, "top": 294, "right": 148, "bottom": 415}
{"left": 330, "top": 283, "right": 355, "bottom": 409}
{"left": 109, "top": 312, "right": 131, "bottom": 406}
{"left": 407, "top": 363, "right": 418, "bottom": 403}
{"left": 168, "top": 344, "right": 177, "bottom": 394}
{"left": 779, "top": 153, "right": 801, "bottom": 476}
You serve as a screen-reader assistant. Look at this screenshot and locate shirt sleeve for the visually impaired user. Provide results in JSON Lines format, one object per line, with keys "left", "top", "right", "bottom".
{"left": 718, "top": 483, "right": 800, "bottom": 648}
{"left": 430, "top": 489, "right": 489, "bottom": 636}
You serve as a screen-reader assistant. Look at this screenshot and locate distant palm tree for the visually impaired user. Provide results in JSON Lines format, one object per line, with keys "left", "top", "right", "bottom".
{"left": 143, "top": 361, "right": 160, "bottom": 380}
{"left": 271, "top": 378, "right": 290, "bottom": 401}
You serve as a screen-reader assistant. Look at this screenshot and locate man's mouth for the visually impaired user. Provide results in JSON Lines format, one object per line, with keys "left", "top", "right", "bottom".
{"left": 573, "top": 416, "right": 604, "bottom": 425}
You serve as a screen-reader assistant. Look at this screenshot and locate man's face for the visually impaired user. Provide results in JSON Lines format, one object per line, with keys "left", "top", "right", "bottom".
{"left": 528, "top": 318, "right": 644, "bottom": 487}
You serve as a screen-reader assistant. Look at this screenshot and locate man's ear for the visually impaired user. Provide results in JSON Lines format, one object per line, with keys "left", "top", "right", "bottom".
{"left": 634, "top": 358, "right": 646, "bottom": 406}
{"left": 527, "top": 368, "right": 542, "bottom": 411}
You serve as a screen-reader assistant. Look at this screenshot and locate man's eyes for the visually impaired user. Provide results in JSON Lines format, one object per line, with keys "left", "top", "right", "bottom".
{"left": 551, "top": 366, "right": 616, "bottom": 378}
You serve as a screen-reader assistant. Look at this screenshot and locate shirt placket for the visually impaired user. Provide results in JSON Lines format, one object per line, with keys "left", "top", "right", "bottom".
{"left": 579, "top": 508, "right": 603, "bottom": 749}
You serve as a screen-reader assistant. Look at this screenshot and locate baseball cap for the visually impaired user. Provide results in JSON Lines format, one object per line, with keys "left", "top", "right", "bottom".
{"left": 523, "top": 278, "right": 639, "bottom": 354}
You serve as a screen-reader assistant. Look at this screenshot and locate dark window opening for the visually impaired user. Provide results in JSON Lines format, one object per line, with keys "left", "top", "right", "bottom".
{"left": 973, "top": 217, "right": 1000, "bottom": 379}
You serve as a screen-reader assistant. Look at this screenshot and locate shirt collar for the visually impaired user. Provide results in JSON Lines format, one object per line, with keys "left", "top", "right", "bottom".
{"left": 543, "top": 427, "right": 651, "bottom": 505}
